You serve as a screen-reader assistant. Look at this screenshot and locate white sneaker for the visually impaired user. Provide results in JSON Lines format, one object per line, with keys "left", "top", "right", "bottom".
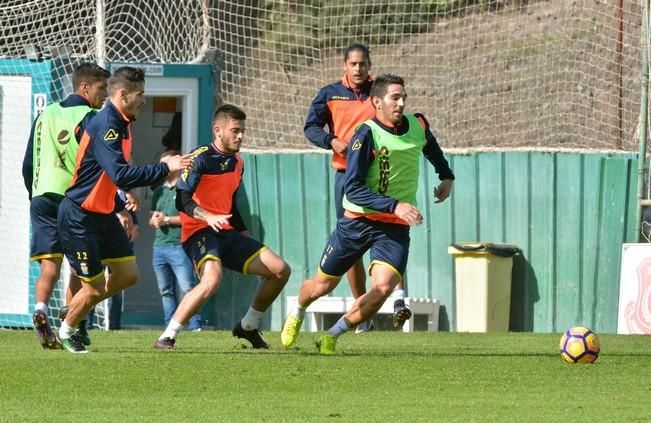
{"left": 355, "top": 320, "right": 375, "bottom": 334}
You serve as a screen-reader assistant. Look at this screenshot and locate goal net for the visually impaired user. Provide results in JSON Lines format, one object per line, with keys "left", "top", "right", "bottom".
{"left": 214, "top": 0, "right": 645, "bottom": 152}
{"left": 0, "top": 0, "right": 647, "bottom": 328}
{"left": 4, "top": 1, "right": 642, "bottom": 150}
{"left": 0, "top": 0, "right": 104, "bottom": 330}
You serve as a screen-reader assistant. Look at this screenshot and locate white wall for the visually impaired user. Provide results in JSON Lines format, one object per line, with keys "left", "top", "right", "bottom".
{"left": 0, "top": 76, "right": 32, "bottom": 315}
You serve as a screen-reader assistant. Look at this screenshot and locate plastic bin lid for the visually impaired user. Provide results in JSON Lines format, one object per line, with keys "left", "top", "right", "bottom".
{"left": 448, "top": 242, "right": 520, "bottom": 257}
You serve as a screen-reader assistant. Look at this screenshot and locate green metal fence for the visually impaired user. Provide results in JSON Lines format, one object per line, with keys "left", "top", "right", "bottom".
{"left": 208, "top": 150, "right": 637, "bottom": 333}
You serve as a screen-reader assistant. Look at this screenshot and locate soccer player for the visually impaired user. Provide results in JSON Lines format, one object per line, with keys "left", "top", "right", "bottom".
{"left": 21, "top": 63, "right": 110, "bottom": 349}
{"left": 154, "top": 104, "right": 290, "bottom": 350}
{"left": 304, "top": 43, "right": 411, "bottom": 330}
{"left": 282, "top": 74, "right": 455, "bottom": 354}
{"left": 56, "top": 66, "right": 191, "bottom": 353}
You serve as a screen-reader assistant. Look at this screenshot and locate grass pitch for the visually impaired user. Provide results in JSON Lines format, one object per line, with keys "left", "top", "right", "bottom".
{"left": 1, "top": 330, "right": 650, "bottom": 422}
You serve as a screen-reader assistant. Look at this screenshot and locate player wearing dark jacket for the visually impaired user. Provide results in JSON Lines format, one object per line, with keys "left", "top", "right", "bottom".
{"left": 21, "top": 63, "right": 110, "bottom": 350}
{"left": 304, "top": 75, "right": 374, "bottom": 171}
{"left": 56, "top": 66, "right": 191, "bottom": 354}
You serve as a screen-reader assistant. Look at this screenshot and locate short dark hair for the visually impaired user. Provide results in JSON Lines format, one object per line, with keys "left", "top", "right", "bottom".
{"left": 108, "top": 66, "right": 145, "bottom": 94}
{"left": 213, "top": 104, "right": 246, "bottom": 123}
{"left": 343, "top": 43, "right": 371, "bottom": 65}
{"left": 71, "top": 63, "right": 110, "bottom": 90}
{"left": 370, "top": 73, "right": 405, "bottom": 98}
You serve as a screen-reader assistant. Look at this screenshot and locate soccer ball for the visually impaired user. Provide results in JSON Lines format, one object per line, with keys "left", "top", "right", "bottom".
{"left": 559, "top": 326, "right": 600, "bottom": 364}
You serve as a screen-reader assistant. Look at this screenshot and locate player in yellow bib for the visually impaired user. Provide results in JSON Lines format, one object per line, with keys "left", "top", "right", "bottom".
{"left": 282, "top": 74, "right": 454, "bottom": 354}
{"left": 21, "top": 63, "right": 110, "bottom": 349}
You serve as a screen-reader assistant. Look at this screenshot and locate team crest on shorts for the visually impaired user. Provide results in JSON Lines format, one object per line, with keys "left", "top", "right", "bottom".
{"left": 80, "top": 262, "right": 89, "bottom": 275}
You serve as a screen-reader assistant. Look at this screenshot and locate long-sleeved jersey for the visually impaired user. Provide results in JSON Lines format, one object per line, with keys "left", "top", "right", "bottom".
{"left": 304, "top": 75, "right": 375, "bottom": 170}
{"left": 342, "top": 113, "right": 455, "bottom": 225}
{"left": 22, "top": 94, "right": 96, "bottom": 199}
{"left": 176, "top": 143, "right": 246, "bottom": 243}
{"left": 66, "top": 100, "right": 169, "bottom": 214}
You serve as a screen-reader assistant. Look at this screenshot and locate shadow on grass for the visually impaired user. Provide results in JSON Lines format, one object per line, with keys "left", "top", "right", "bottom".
{"left": 77, "top": 346, "right": 651, "bottom": 359}
{"left": 596, "top": 352, "right": 651, "bottom": 357}
{"left": 128, "top": 348, "right": 564, "bottom": 358}
{"left": 301, "top": 351, "right": 563, "bottom": 358}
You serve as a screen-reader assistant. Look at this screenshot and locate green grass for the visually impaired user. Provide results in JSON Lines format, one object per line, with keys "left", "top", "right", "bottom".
{"left": 1, "top": 330, "right": 650, "bottom": 422}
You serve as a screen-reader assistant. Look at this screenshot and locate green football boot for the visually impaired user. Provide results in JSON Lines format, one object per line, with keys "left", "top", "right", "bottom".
{"left": 77, "top": 320, "right": 91, "bottom": 346}
{"left": 316, "top": 334, "right": 337, "bottom": 356}
{"left": 59, "top": 306, "right": 91, "bottom": 346}
{"left": 280, "top": 314, "right": 304, "bottom": 348}
{"left": 59, "top": 333, "right": 89, "bottom": 354}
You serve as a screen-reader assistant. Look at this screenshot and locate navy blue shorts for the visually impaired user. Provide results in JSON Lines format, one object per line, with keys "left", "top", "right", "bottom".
{"left": 318, "top": 217, "right": 411, "bottom": 279}
{"left": 57, "top": 197, "right": 133, "bottom": 282}
{"left": 183, "top": 228, "right": 267, "bottom": 275}
{"left": 30, "top": 194, "right": 64, "bottom": 260}
{"left": 334, "top": 170, "right": 346, "bottom": 219}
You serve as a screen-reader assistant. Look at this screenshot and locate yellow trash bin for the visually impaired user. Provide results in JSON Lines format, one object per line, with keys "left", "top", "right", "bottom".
{"left": 448, "top": 243, "right": 520, "bottom": 332}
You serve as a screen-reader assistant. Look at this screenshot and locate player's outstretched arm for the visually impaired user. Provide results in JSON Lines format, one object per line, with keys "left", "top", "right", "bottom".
{"left": 161, "top": 153, "right": 192, "bottom": 172}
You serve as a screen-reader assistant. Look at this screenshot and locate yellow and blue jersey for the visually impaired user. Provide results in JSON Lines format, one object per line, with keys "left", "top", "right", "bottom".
{"left": 66, "top": 100, "right": 169, "bottom": 214}
{"left": 176, "top": 143, "right": 246, "bottom": 243}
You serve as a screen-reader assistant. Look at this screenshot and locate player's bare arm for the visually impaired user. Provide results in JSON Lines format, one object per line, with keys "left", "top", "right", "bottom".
{"left": 192, "top": 206, "right": 232, "bottom": 232}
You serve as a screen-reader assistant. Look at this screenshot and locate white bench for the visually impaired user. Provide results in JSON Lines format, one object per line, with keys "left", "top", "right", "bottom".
{"left": 285, "top": 296, "right": 439, "bottom": 333}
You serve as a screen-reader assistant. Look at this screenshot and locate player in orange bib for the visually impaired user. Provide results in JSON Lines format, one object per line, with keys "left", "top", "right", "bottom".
{"left": 154, "top": 105, "right": 291, "bottom": 350}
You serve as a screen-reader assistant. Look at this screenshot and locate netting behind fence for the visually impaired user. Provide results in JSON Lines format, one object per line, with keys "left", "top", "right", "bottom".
{"left": 1, "top": 0, "right": 645, "bottom": 151}
{"left": 218, "top": 0, "right": 645, "bottom": 151}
